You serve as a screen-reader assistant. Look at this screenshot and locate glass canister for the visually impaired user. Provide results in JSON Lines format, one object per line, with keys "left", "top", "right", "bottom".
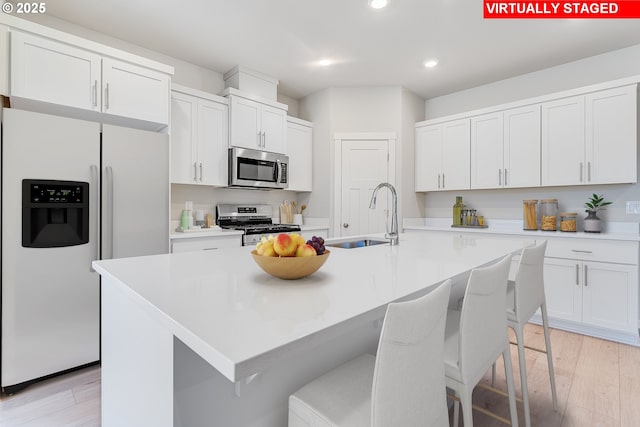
{"left": 540, "top": 199, "right": 558, "bottom": 231}
{"left": 560, "top": 212, "right": 577, "bottom": 232}
{"left": 523, "top": 200, "right": 538, "bottom": 230}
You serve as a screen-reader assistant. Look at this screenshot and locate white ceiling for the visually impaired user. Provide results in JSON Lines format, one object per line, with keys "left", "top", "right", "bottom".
{"left": 35, "top": 0, "right": 640, "bottom": 100}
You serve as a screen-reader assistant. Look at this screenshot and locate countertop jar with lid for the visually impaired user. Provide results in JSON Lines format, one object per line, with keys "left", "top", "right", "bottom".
{"left": 540, "top": 199, "right": 558, "bottom": 231}
{"left": 560, "top": 212, "right": 577, "bottom": 232}
{"left": 523, "top": 200, "right": 538, "bottom": 230}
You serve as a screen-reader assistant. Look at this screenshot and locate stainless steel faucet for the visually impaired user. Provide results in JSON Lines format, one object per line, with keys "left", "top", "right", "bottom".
{"left": 369, "top": 182, "right": 399, "bottom": 245}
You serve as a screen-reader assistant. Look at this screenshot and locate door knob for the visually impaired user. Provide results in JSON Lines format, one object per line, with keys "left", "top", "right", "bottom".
{"left": 343, "top": 223, "right": 349, "bottom": 228}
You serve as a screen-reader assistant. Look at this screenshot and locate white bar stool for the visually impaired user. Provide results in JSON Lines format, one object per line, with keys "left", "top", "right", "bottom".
{"left": 503, "top": 240, "right": 558, "bottom": 427}
{"left": 288, "top": 280, "right": 452, "bottom": 427}
{"left": 445, "top": 255, "right": 519, "bottom": 427}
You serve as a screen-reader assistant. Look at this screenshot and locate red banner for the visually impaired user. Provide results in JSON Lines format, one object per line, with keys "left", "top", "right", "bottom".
{"left": 484, "top": 1, "right": 640, "bottom": 18}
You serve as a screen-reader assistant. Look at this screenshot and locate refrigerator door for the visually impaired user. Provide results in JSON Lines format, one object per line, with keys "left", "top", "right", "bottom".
{"left": 101, "top": 124, "right": 169, "bottom": 259}
{"left": 1, "top": 109, "right": 101, "bottom": 388}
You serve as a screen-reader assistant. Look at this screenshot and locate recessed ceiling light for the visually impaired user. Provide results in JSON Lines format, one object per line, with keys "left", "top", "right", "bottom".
{"left": 318, "top": 59, "right": 332, "bottom": 66}
{"left": 423, "top": 59, "right": 439, "bottom": 68}
{"left": 369, "top": 0, "right": 389, "bottom": 9}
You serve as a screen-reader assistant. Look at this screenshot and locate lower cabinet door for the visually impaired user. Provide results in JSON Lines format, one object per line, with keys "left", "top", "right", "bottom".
{"left": 543, "top": 258, "right": 582, "bottom": 323}
{"left": 582, "top": 262, "right": 637, "bottom": 333}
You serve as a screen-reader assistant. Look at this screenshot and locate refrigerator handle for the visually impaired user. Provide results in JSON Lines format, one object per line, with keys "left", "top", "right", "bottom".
{"left": 106, "top": 166, "right": 115, "bottom": 260}
{"left": 90, "top": 164, "right": 100, "bottom": 271}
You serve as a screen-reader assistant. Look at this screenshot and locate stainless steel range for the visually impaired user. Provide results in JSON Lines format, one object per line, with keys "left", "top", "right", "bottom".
{"left": 216, "top": 204, "right": 301, "bottom": 246}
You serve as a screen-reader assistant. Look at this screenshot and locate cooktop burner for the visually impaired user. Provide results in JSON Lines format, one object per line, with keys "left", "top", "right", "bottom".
{"left": 216, "top": 204, "right": 301, "bottom": 241}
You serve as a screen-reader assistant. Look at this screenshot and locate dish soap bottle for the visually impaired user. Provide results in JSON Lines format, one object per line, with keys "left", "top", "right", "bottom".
{"left": 453, "top": 196, "right": 464, "bottom": 226}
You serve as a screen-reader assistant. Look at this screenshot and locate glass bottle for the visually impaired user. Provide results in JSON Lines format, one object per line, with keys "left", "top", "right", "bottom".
{"left": 453, "top": 196, "right": 464, "bottom": 226}
{"left": 560, "top": 212, "right": 577, "bottom": 232}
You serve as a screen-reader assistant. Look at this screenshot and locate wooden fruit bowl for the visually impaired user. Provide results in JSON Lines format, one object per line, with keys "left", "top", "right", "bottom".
{"left": 251, "top": 250, "right": 331, "bottom": 280}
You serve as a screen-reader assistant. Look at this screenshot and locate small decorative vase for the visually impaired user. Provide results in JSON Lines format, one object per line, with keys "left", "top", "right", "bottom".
{"left": 292, "top": 214, "right": 303, "bottom": 226}
{"left": 583, "top": 210, "right": 601, "bottom": 233}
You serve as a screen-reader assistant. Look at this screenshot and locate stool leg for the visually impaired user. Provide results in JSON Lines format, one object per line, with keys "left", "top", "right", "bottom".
{"left": 541, "top": 302, "right": 558, "bottom": 410}
{"left": 453, "top": 396, "right": 460, "bottom": 427}
{"left": 503, "top": 346, "right": 519, "bottom": 427}
{"left": 513, "top": 325, "right": 531, "bottom": 427}
{"left": 491, "top": 362, "right": 496, "bottom": 386}
{"left": 460, "top": 385, "right": 474, "bottom": 427}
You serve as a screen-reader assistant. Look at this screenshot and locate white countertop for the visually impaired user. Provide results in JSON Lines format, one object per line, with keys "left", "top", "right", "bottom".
{"left": 404, "top": 218, "right": 640, "bottom": 242}
{"left": 93, "top": 232, "right": 529, "bottom": 382}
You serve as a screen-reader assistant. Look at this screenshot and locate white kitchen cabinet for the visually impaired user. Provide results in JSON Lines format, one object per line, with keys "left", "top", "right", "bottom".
{"left": 415, "top": 119, "right": 470, "bottom": 191}
{"left": 286, "top": 118, "right": 313, "bottom": 192}
{"left": 471, "top": 106, "right": 541, "bottom": 189}
{"left": 171, "top": 87, "right": 228, "bottom": 186}
{"left": 542, "top": 238, "right": 639, "bottom": 343}
{"left": 585, "top": 85, "right": 637, "bottom": 184}
{"left": 10, "top": 30, "right": 170, "bottom": 128}
{"left": 228, "top": 93, "right": 287, "bottom": 154}
{"left": 11, "top": 30, "right": 102, "bottom": 112}
{"left": 503, "top": 105, "right": 541, "bottom": 188}
{"left": 542, "top": 85, "right": 637, "bottom": 187}
{"left": 0, "top": 24, "right": 10, "bottom": 96}
{"left": 542, "top": 95, "right": 585, "bottom": 186}
{"left": 544, "top": 258, "right": 637, "bottom": 335}
{"left": 171, "top": 234, "right": 241, "bottom": 253}
{"left": 101, "top": 58, "right": 169, "bottom": 125}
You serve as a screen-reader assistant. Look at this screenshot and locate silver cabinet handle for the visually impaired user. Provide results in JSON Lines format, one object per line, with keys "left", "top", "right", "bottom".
{"left": 90, "top": 165, "right": 100, "bottom": 271}
{"left": 343, "top": 223, "right": 349, "bottom": 228}
{"left": 588, "top": 162, "right": 591, "bottom": 182}
{"left": 437, "top": 174, "right": 441, "bottom": 189}
{"left": 571, "top": 249, "right": 593, "bottom": 254}
{"left": 584, "top": 265, "right": 588, "bottom": 286}
{"left": 579, "top": 162, "right": 583, "bottom": 182}
{"left": 498, "top": 169, "right": 502, "bottom": 186}
{"left": 193, "top": 162, "right": 198, "bottom": 182}
{"left": 576, "top": 264, "right": 580, "bottom": 285}
{"left": 106, "top": 166, "right": 114, "bottom": 260}
{"left": 504, "top": 169, "right": 508, "bottom": 186}
{"left": 263, "top": 131, "right": 267, "bottom": 148}
{"left": 104, "top": 83, "right": 110, "bottom": 110}
{"left": 199, "top": 163, "right": 203, "bottom": 182}
{"left": 92, "top": 80, "right": 98, "bottom": 107}
{"left": 442, "top": 173, "right": 445, "bottom": 188}
{"left": 203, "top": 247, "right": 219, "bottom": 251}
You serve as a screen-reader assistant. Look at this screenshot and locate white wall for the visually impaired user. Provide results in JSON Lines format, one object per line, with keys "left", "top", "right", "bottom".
{"left": 277, "top": 94, "right": 300, "bottom": 118}
{"left": 299, "top": 86, "right": 424, "bottom": 234}
{"left": 425, "top": 43, "right": 640, "bottom": 120}
{"left": 422, "top": 44, "right": 640, "bottom": 224}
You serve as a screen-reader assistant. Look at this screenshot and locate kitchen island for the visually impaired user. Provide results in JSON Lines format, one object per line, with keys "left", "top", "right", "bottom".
{"left": 93, "top": 232, "right": 530, "bottom": 427}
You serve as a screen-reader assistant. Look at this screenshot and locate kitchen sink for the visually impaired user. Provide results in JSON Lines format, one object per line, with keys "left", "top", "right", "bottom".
{"left": 326, "top": 238, "right": 390, "bottom": 249}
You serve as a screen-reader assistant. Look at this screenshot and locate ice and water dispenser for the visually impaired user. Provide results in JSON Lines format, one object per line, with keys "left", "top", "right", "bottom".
{"left": 22, "top": 179, "right": 89, "bottom": 248}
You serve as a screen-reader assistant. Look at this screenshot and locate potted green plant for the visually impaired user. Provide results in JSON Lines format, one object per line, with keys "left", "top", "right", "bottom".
{"left": 583, "top": 194, "right": 612, "bottom": 233}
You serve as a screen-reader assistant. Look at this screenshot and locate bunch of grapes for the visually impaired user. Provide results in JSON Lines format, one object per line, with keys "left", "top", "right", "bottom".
{"left": 306, "top": 236, "right": 325, "bottom": 255}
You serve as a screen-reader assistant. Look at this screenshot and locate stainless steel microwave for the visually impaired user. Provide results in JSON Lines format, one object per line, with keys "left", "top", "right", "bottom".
{"left": 228, "top": 147, "right": 289, "bottom": 189}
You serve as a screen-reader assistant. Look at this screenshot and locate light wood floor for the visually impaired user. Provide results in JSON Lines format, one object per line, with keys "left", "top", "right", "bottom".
{"left": 0, "top": 324, "right": 639, "bottom": 426}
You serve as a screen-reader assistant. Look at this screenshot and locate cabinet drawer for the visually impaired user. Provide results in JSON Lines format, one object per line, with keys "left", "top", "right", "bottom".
{"left": 545, "top": 238, "right": 638, "bottom": 265}
{"left": 171, "top": 235, "right": 241, "bottom": 253}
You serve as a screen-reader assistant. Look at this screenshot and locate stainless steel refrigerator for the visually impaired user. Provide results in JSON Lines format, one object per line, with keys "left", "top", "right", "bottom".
{"left": 1, "top": 108, "right": 169, "bottom": 393}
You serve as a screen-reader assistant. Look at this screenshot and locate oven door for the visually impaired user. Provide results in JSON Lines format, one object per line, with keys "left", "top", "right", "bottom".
{"left": 229, "top": 148, "right": 288, "bottom": 189}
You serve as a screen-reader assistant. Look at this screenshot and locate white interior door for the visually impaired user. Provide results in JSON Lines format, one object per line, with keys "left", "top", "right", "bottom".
{"left": 339, "top": 140, "right": 389, "bottom": 237}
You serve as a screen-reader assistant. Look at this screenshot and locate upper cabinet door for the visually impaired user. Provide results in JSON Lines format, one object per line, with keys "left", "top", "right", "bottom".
{"left": 198, "top": 99, "right": 228, "bottom": 187}
{"left": 585, "top": 85, "right": 637, "bottom": 185}
{"left": 441, "top": 119, "right": 470, "bottom": 191}
{"left": 471, "top": 112, "right": 503, "bottom": 189}
{"left": 102, "top": 58, "right": 169, "bottom": 125}
{"left": 415, "top": 124, "right": 442, "bottom": 191}
{"left": 286, "top": 120, "right": 313, "bottom": 192}
{"left": 504, "top": 104, "right": 541, "bottom": 188}
{"left": 11, "top": 30, "right": 101, "bottom": 111}
{"left": 229, "top": 96, "right": 262, "bottom": 150}
{"left": 542, "top": 95, "right": 585, "bottom": 186}
{"left": 170, "top": 92, "right": 198, "bottom": 184}
{"left": 261, "top": 105, "right": 287, "bottom": 154}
